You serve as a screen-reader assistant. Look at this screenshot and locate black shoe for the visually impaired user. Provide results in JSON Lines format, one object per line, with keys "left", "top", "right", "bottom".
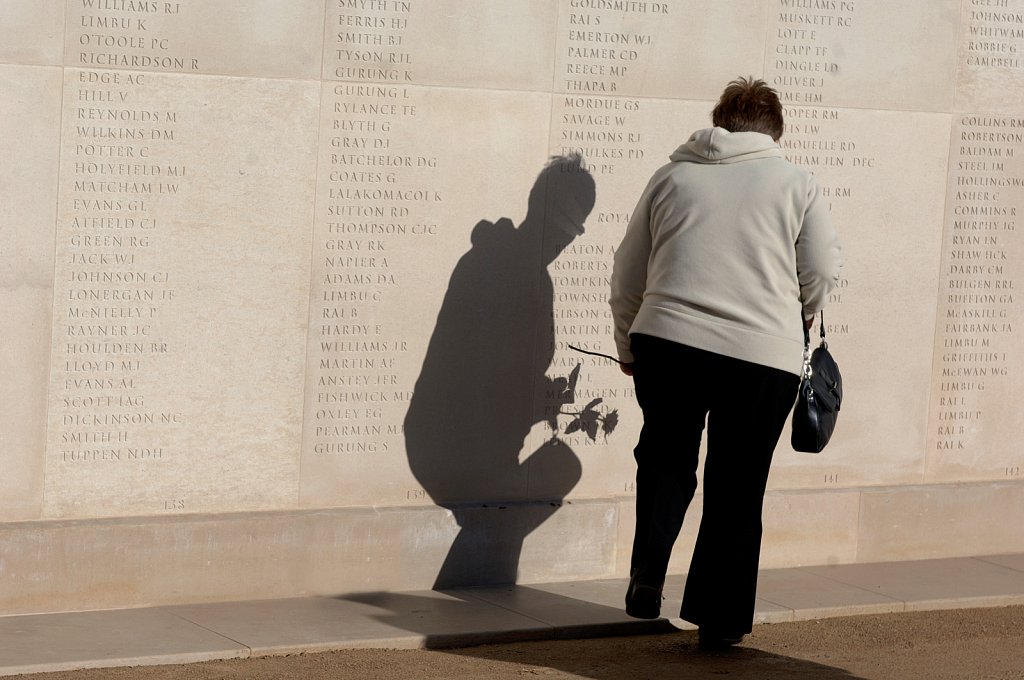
{"left": 698, "top": 628, "right": 745, "bottom": 650}
{"left": 625, "top": 573, "right": 663, "bottom": 619}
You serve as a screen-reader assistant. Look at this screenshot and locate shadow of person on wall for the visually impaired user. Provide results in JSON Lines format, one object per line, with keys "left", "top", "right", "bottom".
{"left": 404, "top": 155, "right": 596, "bottom": 589}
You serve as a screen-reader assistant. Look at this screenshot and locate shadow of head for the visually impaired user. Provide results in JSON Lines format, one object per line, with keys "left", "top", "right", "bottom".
{"left": 522, "top": 153, "right": 596, "bottom": 259}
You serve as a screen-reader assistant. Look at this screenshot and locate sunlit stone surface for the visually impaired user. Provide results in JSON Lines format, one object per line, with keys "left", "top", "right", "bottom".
{"left": 0, "top": 0, "right": 1022, "bottom": 613}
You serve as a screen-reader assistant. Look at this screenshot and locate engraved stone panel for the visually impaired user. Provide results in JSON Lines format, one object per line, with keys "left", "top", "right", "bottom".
{"left": 299, "top": 83, "right": 554, "bottom": 508}
{"left": 0, "top": 65, "right": 62, "bottom": 519}
{"left": 323, "top": 0, "right": 558, "bottom": 91}
{"left": 0, "top": 0, "right": 65, "bottom": 66}
{"left": 554, "top": 0, "right": 769, "bottom": 100}
{"left": 926, "top": 114, "right": 1024, "bottom": 483}
{"left": 768, "top": 107, "right": 952, "bottom": 489}
{"left": 955, "top": 0, "right": 1024, "bottom": 115}
{"left": 65, "top": 0, "right": 324, "bottom": 79}
{"left": 537, "top": 95, "right": 714, "bottom": 501}
{"left": 44, "top": 69, "right": 319, "bottom": 518}
{"left": 764, "top": 0, "right": 960, "bottom": 111}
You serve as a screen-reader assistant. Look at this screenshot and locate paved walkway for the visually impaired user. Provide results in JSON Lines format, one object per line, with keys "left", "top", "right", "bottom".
{"left": 3, "top": 554, "right": 1024, "bottom": 677}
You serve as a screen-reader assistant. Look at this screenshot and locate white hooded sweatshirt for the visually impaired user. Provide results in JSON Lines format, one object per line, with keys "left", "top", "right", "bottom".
{"left": 609, "top": 127, "right": 842, "bottom": 375}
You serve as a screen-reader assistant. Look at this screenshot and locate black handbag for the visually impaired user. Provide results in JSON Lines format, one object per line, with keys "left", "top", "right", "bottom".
{"left": 791, "top": 312, "right": 842, "bottom": 453}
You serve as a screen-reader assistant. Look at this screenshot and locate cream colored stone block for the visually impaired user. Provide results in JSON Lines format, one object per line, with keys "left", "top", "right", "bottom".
{"left": 0, "top": 66, "right": 62, "bottom": 326}
{"left": 0, "top": 502, "right": 619, "bottom": 615}
{"left": 0, "top": 290, "right": 51, "bottom": 521}
{"left": 770, "top": 108, "right": 952, "bottom": 490}
{"left": 518, "top": 499, "right": 617, "bottom": 583}
{"left": 300, "top": 84, "right": 554, "bottom": 509}
{"left": 926, "top": 114, "right": 1024, "bottom": 483}
{"left": 323, "top": 1, "right": 557, "bottom": 91}
{"left": 954, "top": 1, "right": 1024, "bottom": 115}
{"left": 619, "top": 490, "right": 859, "bottom": 578}
{"left": 0, "top": 510, "right": 439, "bottom": 614}
{"left": 64, "top": 0, "right": 323, "bottom": 78}
{"left": 43, "top": 70, "right": 319, "bottom": 518}
{"left": 615, "top": 497, "right": 702, "bottom": 578}
{"left": 0, "top": 65, "right": 62, "bottom": 520}
{"left": 759, "top": 490, "right": 860, "bottom": 568}
{"left": 554, "top": 0, "right": 770, "bottom": 100}
{"left": 764, "top": 0, "right": 960, "bottom": 111}
{"left": 618, "top": 496, "right": 704, "bottom": 579}
{"left": 0, "top": 0, "right": 64, "bottom": 66}
{"left": 856, "top": 482, "right": 1024, "bottom": 562}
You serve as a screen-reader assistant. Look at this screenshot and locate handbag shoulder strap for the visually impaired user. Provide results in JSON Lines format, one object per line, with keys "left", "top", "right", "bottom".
{"left": 804, "top": 311, "right": 827, "bottom": 349}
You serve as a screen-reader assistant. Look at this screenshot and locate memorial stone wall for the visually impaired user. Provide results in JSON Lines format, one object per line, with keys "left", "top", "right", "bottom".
{"left": 2, "top": 0, "right": 1023, "bottom": 614}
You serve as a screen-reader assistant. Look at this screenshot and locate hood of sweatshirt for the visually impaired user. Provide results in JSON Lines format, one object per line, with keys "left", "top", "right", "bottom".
{"left": 669, "top": 127, "right": 782, "bottom": 165}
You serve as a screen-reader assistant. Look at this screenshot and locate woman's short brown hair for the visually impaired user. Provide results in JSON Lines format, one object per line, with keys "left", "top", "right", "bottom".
{"left": 711, "top": 77, "right": 784, "bottom": 141}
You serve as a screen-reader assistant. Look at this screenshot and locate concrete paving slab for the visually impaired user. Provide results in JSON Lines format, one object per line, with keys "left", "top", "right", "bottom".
{"left": 339, "top": 591, "right": 557, "bottom": 649}
{"left": 803, "top": 557, "right": 1024, "bottom": 611}
{"left": 169, "top": 591, "right": 553, "bottom": 655}
{"left": 460, "top": 579, "right": 679, "bottom": 638}
{"left": 463, "top": 574, "right": 791, "bottom": 635}
{"left": 977, "top": 553, "right": 1024, "bottom": 574}
{"left": 2, "top": 554, "right": 1022, "bottom": 676}
{"left": 752, "top": 598, "right": 794, "bottom": 624}
{"left": 756, "top": 567, "right": 904, "bottom": 620}
{"left": 0, "top": 607, "right": 247, "bottom": 677}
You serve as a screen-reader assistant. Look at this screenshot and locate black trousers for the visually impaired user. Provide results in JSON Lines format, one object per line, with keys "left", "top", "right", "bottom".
{"left": 629, "top": 334, "right": 800, "bottom": 636}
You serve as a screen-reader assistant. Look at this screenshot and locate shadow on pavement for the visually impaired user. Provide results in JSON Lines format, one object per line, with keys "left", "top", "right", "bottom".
{"left": 445, "top": 630, "right": 869, "bottom": 679}
{"left": 340, "top": 589, "right": 866, "bottom": 679}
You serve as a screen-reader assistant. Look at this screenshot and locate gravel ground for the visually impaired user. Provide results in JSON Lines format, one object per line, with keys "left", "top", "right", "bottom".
{"left": 14, "top": 605, "right": 1024, "bottom": 680}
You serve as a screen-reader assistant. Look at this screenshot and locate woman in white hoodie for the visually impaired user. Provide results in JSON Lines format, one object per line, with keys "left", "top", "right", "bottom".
{"left": 610, "top": 78, "right": 842, "bottom": 649}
